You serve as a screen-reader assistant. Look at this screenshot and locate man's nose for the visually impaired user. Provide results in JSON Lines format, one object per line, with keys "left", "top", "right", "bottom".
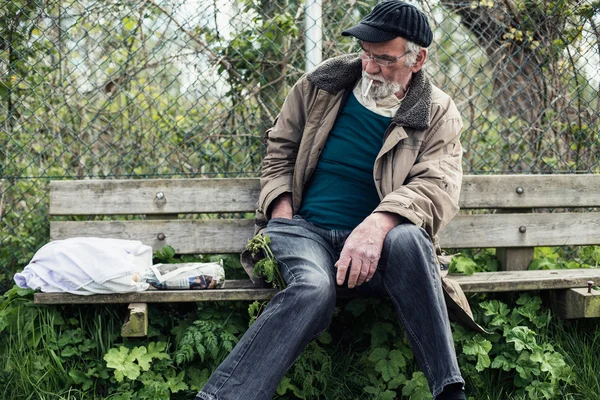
{"left": 364, "top": 58, "right": 381, "bottom": 75}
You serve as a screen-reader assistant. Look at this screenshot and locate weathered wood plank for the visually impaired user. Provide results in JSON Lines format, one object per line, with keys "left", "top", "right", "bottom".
{"left": 497, "top": 247, "right": 535, "bottom": 271}
{"left": 33, "top": 269, "right": 600, "bottom": 304}
{"left": 459, "top": 174, "right": 600, "bottom": 208}
{"left": 51, "top": 219, "right": 256, "bottom": 253}
{"left": 450, "top": 269, "right": 600, "bottom": 293}
{"left": 50, "top": 178, "right": 260, "bottom": 215}
{"left": 49, "top": 175, "right": 600, "bottom": 216}
{"left": 550, "top": 287, "right": 600, "bottom": 319}
{"left": 121, "top": 303, "right": 148, "bottom": 337}
{"left": 34, "top": 288, "right": 279, "bottom": 304}
{"left": 51, "top": 211, "right": 600, "bottom": 252}
{"left": 440, "top": 212, "right": 600, "bottom": 248}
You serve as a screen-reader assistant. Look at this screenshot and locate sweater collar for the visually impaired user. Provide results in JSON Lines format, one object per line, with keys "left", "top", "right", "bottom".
{"left": 306, "top": 54, "right": 432, "bottom": 130}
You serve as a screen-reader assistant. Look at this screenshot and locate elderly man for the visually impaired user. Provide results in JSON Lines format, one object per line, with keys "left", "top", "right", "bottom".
{"left": 197, "top": 1, "right": 473, "bottom": 399}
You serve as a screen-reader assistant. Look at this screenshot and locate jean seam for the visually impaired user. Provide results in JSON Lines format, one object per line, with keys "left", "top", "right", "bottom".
{"left": 383, "top": 280, "right": 436, "bottom": 390}
{"left": 434, "top": 376, "right": 465, "bottom": 397}
{"left": 196, "top": 391, "right": 218, "bottom": 400}
{"left": 212, "top": 273, "right": 289, "bottom": 396}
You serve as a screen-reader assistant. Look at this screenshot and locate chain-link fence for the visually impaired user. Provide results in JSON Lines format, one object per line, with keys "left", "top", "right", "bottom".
{"left": 1, "top": 0, "right": 599, "bottom": 288}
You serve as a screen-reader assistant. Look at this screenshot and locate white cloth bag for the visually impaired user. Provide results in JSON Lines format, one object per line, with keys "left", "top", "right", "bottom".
{"left": 14, "top": 237, "right": 151, "bottom": 295}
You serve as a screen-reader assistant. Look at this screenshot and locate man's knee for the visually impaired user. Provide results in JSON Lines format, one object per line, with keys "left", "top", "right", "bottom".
{"left": 383, "top": 223, "right": 430, "bottom": 257}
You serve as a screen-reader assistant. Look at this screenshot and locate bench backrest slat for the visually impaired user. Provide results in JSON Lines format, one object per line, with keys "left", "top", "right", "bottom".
{"left": 50, "top": 211, "right": 600, "bottom": 252}
{"left": 49, "top": 175, "right": 600, "bottom": 216}
{"left": 459, "top": 174, "right": 600, "bottom": 208}
{"left": 50, "top": 178, "right": 260, "bottom": 215}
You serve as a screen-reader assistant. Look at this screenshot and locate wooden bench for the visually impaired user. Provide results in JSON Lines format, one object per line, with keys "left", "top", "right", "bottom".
{"left": 35, "top": 175, "right": 600, "bottom": 336}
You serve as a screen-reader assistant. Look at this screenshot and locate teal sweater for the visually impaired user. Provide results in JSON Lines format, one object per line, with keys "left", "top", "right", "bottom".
{"left": 298, "top": 93, "right": 391, "bottom": 230}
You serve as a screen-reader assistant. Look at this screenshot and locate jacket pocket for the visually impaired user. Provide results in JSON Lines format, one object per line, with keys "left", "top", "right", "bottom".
{"left": 439, "top": 158, "right": 462, "bottom": 200}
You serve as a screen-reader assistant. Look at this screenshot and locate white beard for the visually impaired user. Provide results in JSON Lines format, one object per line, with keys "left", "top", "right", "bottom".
{"left": 361, "top": 71, "right": 403, "bottom": 100}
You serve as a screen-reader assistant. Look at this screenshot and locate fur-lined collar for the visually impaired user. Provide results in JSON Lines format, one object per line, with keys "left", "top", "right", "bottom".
{"left": 306, "top": 54, "right": 432, "bottom": 130}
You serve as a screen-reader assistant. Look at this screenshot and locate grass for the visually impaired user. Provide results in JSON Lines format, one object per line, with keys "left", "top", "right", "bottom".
{"left": 3, "top": 288, "right": 600, "bottom": 400}
{"left": 549, "top": 319, "right": 600, "bottom": 400}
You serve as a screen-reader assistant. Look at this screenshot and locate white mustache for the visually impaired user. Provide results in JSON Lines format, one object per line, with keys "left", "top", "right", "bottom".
{"left": 363, "top": 73, "right": 384, "bottom": 83}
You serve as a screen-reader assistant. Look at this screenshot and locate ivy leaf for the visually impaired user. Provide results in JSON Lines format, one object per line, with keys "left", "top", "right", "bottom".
{"left": 528, "top": 258, "right": 559, "bottom": 270}
{"left": 104, "top": 347, "right": 141, "bottom": 382}
{"left": 379, "top": 390, "right": 397, "bottom": 400}
{"left": 147, "top": 341, "right": 170, "bottom": 361}
{"left": 389, "top": 349, "right": 406, "bottom": 370}
{"left": 530, "top": 348, "right": 567, "bottom": 378}
{"left": 480, "top": 300, "right": 510, "bottom": 327}
{"left": 506, "top": 326, "right": 537, "bottom": 352}
{"left": 448, "top": 256, "right": 477, "bottom": 275}
{"left": 462, "top": 334, "right": 492, "bottom": 371}
{"left": 371, "top": 323, "right": 394, "bottom": 347}
{"left": 387, "top": 373, "right": 406, "bottom": 390}
{"left": 375, "top": 359, "right": 398, "bottom": 382}
{"left": 402, "top": 372, "right": 430, "bottom": 400}
{"left": 515, "top": 351, "right": 541, "bottom": 380}
{"left": 363, "top": 385, "right": 380, "bottom": 395}
{"left": 317, "top": 331, "right": 332, "bottom": 345}
{"left": 345, "top": 298, "right": 368, "bottom": 317}
{"left": 164, "top": 369, "right": 188, "bottom": 393}
{"left": 61, "top": 346, "right": 80, "bottom": 357}
{"left": 369, "top": 347, "right": 389, "bottom": 363}
{"left": 68, "top": 370, "right": 94, "bottom": 391}
{"left": 491, "top": 353, "right": 516, "bottom": 371}
{"left": 525, "top": 379, "right": 555, "bottom": 399}
{"left": 130, "top": 346, "right": 152, "bottom": 371}
{"left": 276, "top": 376, "right": 300, "bottom": 396}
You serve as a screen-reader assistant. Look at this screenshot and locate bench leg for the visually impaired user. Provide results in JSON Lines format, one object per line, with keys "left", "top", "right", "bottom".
{"left": 551, "top": 288, "right": 600, "bottom": 319}
{"left": 496, "top": 247, "right": 534, "bottom": 271}
{"left": 121, "top": 303, "right": 148, "bottom": 337}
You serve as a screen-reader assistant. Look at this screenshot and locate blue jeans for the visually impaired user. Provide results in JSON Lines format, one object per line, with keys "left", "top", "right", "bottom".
{"left": 196, "top": 216, "right": 463, "bottom": 399}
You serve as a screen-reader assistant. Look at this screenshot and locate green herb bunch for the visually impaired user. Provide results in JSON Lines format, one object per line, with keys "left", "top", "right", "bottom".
{"left": 246, "top": 234, "right": 286, "bottom": 289}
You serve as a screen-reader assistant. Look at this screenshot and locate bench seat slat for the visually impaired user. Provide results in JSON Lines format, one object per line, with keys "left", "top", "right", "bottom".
{"left": 51, "top": 212, "right": 600, "bottom": 252}
{"left": 33, "top": 269, "right": 600, "bottom": 304}
{"left": 34, "top": 287, "right": 278, "bottom": 304}
{"left": 49, "top": 175, "right": 600, "bottom": 216}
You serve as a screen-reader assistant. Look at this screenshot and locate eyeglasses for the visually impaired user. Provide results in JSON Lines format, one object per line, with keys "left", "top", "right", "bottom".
{"left": 358, "top": 50, "right": 411, "bottom": 67}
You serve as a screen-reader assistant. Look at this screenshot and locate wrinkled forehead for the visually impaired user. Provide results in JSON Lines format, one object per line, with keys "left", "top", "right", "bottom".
{"left": 360, "top": 37, "right": 408, "bottom": 54}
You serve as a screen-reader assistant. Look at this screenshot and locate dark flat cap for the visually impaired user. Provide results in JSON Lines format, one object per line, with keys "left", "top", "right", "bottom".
{"left": 342, "top": 0, "right": 433, "bottom": 47}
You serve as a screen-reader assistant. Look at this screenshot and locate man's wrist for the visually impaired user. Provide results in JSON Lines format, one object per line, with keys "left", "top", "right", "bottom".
{"left": 269, "top": 193, "right": 293, "bottom": 219}
{"left": 370, "top": 211, "right": 403, "bottom": 231}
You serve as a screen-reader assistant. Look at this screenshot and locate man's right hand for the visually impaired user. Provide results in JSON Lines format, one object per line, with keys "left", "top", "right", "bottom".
{"left": 270, "top": 193, "right": 293, "bottom": 220}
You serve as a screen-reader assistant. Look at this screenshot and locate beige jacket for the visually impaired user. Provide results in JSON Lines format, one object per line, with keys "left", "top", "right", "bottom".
{"left": 249, "top": 55, "right": 485, "bottom": 333}
{"left": 257, "top": 55, "right": 462, "bottom": 242}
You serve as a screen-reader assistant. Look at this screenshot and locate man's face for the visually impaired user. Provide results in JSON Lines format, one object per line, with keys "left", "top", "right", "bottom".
{"left": 360, "top": 37, "right": 425, "bottom": 99}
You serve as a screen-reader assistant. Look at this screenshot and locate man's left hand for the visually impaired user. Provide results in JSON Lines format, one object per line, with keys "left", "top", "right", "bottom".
{"left": 336, "top": 212, "right": 402, "bottom": 288}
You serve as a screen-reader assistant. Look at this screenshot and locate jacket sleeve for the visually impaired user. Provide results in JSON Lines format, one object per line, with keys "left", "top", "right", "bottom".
{"left": 257, "top": 78, "right": 308, "bottom": 218}
{"left": 373, "top": 114, "right": 463, "bottom": 238}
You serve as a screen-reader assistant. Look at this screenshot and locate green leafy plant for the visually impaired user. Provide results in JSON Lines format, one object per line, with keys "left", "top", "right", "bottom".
{"left": 449, "top": 249, "right": 499, "bottom": 275}
{"left": 104, "top": 342, "right": 170, "bottom": 382}
{"left": 454, "top": 294, "right": 573, "bottom": 399}
{"left": 246, "top": 234, "right": 286, "bottom": 289}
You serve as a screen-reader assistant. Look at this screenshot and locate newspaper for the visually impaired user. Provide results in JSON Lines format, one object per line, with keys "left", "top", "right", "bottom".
{"left": 143, "top": 261, "right": 225, "bottom": 290}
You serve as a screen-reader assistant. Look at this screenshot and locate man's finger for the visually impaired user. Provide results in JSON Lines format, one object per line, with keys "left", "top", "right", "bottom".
{"left": 366, "top": 257, "right": 379, "bottom": 282}
{"left": 336, "top": 255, "right": 351, "bottom": 285}
{"left": 356, "top": 260, "right": 371, "bottom": 286}
{"left": 347, "top": 258, "right": 362, "bottom": 289}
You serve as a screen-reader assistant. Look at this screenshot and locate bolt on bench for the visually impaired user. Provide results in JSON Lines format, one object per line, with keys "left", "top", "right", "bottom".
{"left": 36, "top": 175, "right": 600, "bottom": 336}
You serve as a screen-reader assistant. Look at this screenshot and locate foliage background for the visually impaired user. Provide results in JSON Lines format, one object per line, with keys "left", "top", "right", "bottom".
{"left": 1, "top": 0, "right": 600, "bottom": 398}
{"left": 2, "top": 0, "right": 600, "bottom": 283}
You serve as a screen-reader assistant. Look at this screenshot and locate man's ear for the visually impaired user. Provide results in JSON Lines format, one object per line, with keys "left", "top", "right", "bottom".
{"left": 411, "top": 48, "right": 428, "bottom": 73}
